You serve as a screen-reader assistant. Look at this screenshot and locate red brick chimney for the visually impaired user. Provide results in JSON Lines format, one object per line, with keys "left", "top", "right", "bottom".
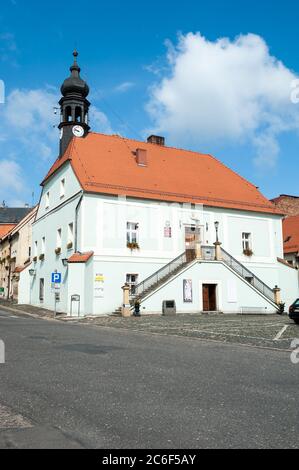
{"left": 136, "top": 148, "right": 147, "bottom": 166}
{"left": 147, "top": 135, "right": 165, "bottom": 146}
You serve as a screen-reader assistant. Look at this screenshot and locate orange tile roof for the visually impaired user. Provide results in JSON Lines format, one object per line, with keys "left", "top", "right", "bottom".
{"left": 68, "top": 251, "right": 93, "bottom": 263}
{"left": 0, "top": 224, "right": 16, "bottom": 239}
{"left": 283, "top": 215, "right": 299, "bottom": 254}
{"left": 43, "top": 133, "right": 281, "bottom": 215}
{"left": 14, "top": 262, "right": 31, "bottom": 273}
{"left": 277, "top": 257, "right": 296, "bottom": 269}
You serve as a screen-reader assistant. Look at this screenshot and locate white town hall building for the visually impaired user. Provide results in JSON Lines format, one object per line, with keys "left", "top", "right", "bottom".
{"left": 19, "top": 52, "right": 299, "bottom": 316}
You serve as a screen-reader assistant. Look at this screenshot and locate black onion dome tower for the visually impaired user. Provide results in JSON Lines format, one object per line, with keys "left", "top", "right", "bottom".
{"left": 58, "top": 50, "right": 91, "bottom": 156}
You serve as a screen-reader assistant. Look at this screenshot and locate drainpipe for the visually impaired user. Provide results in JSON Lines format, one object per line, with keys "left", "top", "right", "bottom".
{"left": 6, "top": 235, "right": 12, "bottom": 301}
{"left": 74, "top": 191, "right": 84, "bottom": 253}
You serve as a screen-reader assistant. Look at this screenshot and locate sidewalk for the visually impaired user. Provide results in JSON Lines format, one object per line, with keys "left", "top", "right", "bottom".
{"left": 0, "top": 299, "right": 66, "bottom": 320}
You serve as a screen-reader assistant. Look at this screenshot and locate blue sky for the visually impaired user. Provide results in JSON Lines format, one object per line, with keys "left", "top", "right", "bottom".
{"left": 1, "top": 0, "right": 299, "bottom": 206}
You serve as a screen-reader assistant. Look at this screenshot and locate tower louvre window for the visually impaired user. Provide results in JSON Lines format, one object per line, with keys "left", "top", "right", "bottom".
{"left": 75, "top": 106, "right": 82, "bottom": 123}
{"left": 65, "top": 106, "right": 72, "bottom": 122}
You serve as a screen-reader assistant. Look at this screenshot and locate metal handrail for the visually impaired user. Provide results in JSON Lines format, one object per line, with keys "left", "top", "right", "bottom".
{"left": 133, "top": 251, "right": 187, "bottom": 298}
{"left": 221, "top": 248, "right": 275, "bottom": 302}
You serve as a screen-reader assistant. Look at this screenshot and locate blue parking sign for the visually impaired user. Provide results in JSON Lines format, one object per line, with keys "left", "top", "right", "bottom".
{"left": 51, "top": 272, "right": 62, "bottom": 284}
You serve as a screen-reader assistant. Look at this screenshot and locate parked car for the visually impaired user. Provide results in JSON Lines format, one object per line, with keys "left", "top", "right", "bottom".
{"left": 289, "top": 299, "right": 299, "bottom": 324}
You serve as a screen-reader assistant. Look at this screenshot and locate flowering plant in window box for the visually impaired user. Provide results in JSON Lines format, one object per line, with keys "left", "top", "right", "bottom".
{"left": 243, "top": 248, "right": 253, "bottom": 257}
{"left": 67, "top": 241, "right": 73, "bottom": 250}
{"left": 55, "top": 247, "right": 61, "bottom": 255}
{"left": 39, "top": 253, "right": 45, "bottom": 261}
{"left": 127, "top": 242, "right": 140, "bottom": 251}
{"left": 33, "top": 256, "right": 37, "bottom": 262}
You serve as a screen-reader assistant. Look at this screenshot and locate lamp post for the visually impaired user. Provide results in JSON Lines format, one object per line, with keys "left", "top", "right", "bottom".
{"left": 214, "top": 221, "right": 219, "bottom": 243}
{"left": 61, "top": 258, "right": 68, "bottom": 267}
{"left": 213, "top": 221, "right": 222, "bottom": 261}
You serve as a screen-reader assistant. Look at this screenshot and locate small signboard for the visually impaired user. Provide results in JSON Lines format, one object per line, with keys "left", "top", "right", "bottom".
{"left": 71, "top": 294, "right": 80, "bottom": 302}
{"left": 51, "top": 272, "right": 62, "bottom": 284}
{"left": 164, "top": 226, "right": 172, "bottom": 238}
{"left": 94, "top": 273, "right": 104, "bottom": 298}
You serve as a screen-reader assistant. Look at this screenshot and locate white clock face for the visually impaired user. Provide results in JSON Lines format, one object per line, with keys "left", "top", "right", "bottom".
{"left": 72, "top": 125, "right": 84, "bottom": 138}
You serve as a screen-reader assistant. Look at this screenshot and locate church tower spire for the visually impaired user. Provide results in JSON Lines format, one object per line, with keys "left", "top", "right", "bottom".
{"left": 58, "top": 50, "right": 90, "bottom": 156}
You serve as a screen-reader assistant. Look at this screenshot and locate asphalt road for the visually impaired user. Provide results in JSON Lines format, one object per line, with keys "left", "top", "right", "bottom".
{"left": 0, "top": 308, "right": 298, "bottom": 449}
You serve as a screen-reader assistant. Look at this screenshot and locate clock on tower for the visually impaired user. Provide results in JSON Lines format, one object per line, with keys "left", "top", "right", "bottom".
{"left": 58, "top": 50, "right": 90, "bottom": 157}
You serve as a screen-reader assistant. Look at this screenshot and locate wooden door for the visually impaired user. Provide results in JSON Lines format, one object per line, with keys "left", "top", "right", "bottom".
{"left": 202, "top": 284, "right": 217, "bottom": 311}
{"left": 202, "top": 284, "right": 210, "bottom": 311}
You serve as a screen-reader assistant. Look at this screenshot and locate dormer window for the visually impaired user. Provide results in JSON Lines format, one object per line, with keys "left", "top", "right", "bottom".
{"left": 60, "top": 179, "right": 65, "bottom": 198}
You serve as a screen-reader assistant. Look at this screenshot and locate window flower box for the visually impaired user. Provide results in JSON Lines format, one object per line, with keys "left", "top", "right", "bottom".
{"left": 39, "top": 254, "right": 45, "bottom": 261}
{"left": 243, "top": 248, "right": 253, "bottom": 257}
{"left": 55, "top": 247, "right": 61, "bottom": 255}
{"left": 127, "top": 242, "right": 140, "bottom": 251}
{"left": 33, "top": 256, "right": 37, "bottom": 262}
{"left": 67, "top": 241, "right": 73, "bottom": 250}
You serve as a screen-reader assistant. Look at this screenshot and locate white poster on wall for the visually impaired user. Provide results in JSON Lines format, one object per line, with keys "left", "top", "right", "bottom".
{"left": 94, "top": 273, "right": 104, "bottom": 298}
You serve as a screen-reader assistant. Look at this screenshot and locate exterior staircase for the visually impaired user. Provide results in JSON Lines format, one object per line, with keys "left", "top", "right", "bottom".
{"left": 129, "top": 245, "right": 277, "bottom": 308}
{"left": 131, "top": 251, "right": 191, "bottom": 303}
{"left": 220, "top": 247, "right": 276, "bottom": 305}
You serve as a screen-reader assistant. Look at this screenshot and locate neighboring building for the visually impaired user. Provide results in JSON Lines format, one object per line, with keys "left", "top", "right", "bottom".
{"left": 0, "top": 224, "right": 16, "bottom": 239}
{"left": 283, "top": 215, "right": 299, "bottom": 269}
{"left": 19, "top": 52, "right": 299, "bottom": 315}
{"left": 0, "top": 226, "right": 14, "bottom": 298}
{"left": 0, "top": 206, "right": 32, "bottom": 224}
{"left": 0, "top": 207, "right": 31, "bottom": 299}
{"left": 9, "top": 207, "right": 38, "bottom": 300}
{"left": 0, "top": 207, "right": 37, "bottom": 300}
{"left": 271, "top": 195, "right": 299, "bottom": 217}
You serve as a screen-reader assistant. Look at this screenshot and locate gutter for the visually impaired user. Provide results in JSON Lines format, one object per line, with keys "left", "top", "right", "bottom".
{"left": 74, "top": 191, "right": 84, "bottom": 253}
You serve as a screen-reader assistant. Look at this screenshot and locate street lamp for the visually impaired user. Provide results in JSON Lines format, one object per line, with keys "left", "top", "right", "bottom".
{"left": 29, "top": 269, "right": 36, "bottom": 277}
{"left": 61, "top": 258, "right": 68, "bottom": 267}
{"left": 214, "top": 221, "right": 219, "bottom": 243}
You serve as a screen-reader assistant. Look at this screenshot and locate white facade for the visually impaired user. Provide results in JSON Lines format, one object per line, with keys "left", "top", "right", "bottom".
{"left": 19, "top": 163, "right": 299, "bottom": 315}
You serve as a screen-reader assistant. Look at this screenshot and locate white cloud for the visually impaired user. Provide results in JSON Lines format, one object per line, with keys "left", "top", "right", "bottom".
{"left": 114, "top": 81, "right": 135, "bottom": 93}
{"left": 90, "top": 106, "right": 113, "bottom": 134}
{"left": 0, "top": 32, "right": 18, "bottom": 66}
{"left": 147, "top": 32, "right": 299, "bottom": 168}
{"left": 0, "top": 159, "right": 24, "bottom": 193}
{"left": 0, "top": 87, "right": 112, "bottom": 204}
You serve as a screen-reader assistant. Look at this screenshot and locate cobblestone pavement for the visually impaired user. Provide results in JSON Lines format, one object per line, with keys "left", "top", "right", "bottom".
{"left": 0, "top": 404, "right": 32, "bottom": 430}
{"left": 1, "top": 300, "right": 298, "bottom": 350}
{"left": 80, "top": 313, "right": 299, "bottom": 350}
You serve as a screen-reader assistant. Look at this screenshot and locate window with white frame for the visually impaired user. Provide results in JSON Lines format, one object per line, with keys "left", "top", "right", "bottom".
{"left": 45, "top": 192, "right": 50, "bottom": 209}
{"left": 41, "top": 237, "right": 45, "bottom": 254}
{"left": 39, "top": 278, "right": 45, "bottom": 302}
{"left": 126, "top": 274, "right": 139, "bottom": 294}
{"left": 242, "top": 232, "right": 252, "bottom": 251}
{"left": 127, "top": 222, "right": 139, "bottom": 244}
{"left": 67, "top": 223, "right": 74, "bottom": 247}
{"left": 60, "top": 178, "right": 65, "bottom": 198}
{"left": 56, "top": 228, "right": 62, "bottom": 248}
